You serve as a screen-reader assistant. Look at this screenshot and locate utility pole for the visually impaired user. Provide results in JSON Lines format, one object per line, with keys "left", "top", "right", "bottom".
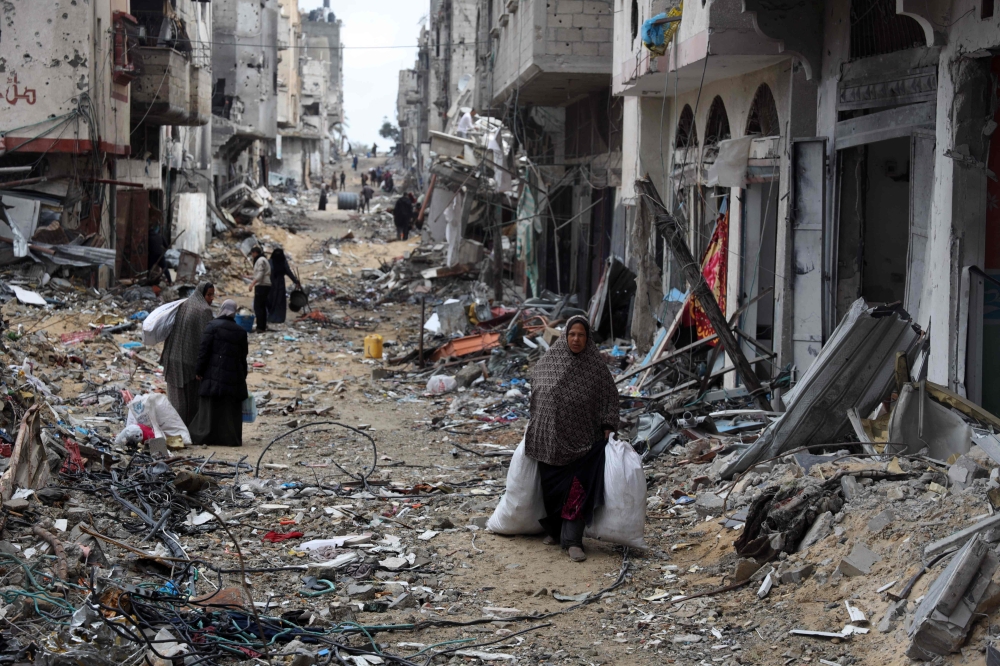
{"left": 636, "top": 178, "right": 771, "bottom": 411}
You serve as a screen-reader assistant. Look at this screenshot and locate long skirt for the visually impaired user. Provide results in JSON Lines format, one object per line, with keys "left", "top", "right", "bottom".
{"left": 267, "top": 277, "right": 288, "bottom": 324}
{"left": 537, "top": 439, "right": 606, "bottom": 545}
{"left": 190, "top": 396, "right": 243, "bottom": 447}
{"left": 167, "top": 379, "right": 201, "bottom": 426}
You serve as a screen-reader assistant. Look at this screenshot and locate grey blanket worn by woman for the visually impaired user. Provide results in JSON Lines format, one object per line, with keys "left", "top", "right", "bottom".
{"left": 161, "top": 282, "right": 214, "bottom": 424}
{"left": 524, "top": 315, "right": 620, "bottom": 466}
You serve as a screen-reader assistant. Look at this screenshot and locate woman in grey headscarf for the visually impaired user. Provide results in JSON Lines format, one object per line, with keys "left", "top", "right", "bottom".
{"left": 525, "top": 315, "right": 620, "bottom": 562}
{"left": 161, "top": 282, "right": 215, "bottom": 425}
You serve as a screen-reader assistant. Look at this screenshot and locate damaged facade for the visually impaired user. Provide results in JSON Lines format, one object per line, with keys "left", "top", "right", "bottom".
{"left": 397, "top": 0, "right": 1000, "bottom": 417}
{"left": 0, "top": 0, "right": 344, "bottom": 283}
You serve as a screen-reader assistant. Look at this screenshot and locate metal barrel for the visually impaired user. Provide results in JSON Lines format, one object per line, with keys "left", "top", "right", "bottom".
{"left": 337, "top": 192, "right": 359, "bottom": 210}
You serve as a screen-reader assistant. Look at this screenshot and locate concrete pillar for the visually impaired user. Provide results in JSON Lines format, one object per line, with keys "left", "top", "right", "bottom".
{"left": 773, "top": 61, "right": 818, "bottom": 389}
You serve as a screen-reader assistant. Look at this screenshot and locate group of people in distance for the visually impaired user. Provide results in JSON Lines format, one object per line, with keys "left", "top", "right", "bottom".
{"left": 158, "top": 246, "right": 301, "bottom": 448}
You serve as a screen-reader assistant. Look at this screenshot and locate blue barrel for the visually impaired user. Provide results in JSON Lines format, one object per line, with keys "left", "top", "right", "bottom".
{"left": 235, "top": 314, "right": 255, "bottom": 332}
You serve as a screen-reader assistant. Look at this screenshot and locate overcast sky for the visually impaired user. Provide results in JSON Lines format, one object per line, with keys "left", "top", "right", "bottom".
{"left": 298, "top": 1, "right": 427, "bottom": 149}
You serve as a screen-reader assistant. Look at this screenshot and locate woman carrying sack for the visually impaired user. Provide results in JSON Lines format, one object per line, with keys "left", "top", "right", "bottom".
{"left": 190, "top": 300, "right": 249, "bottom": 447}
{"left": 524, "top": 315, "right": 620, "bottom": 562}
{"left": 160, "top": 282, "right": 215, "bottom": 426}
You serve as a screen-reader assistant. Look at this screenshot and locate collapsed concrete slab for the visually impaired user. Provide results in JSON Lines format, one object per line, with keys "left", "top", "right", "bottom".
{"left": 907, "top": 534, "right": 999, "bottom": 660}
{"left": 719, "top": 299, "right": 921, "bottom": 479}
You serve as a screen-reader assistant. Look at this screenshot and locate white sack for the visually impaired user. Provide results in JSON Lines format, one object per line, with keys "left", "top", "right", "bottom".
{"left": 487, "top": 437, "right": 545, "bottom": 535}
{"left": 586, "top": 434, "right": 648, "bottom": 549}
{"left": 126, "top": 393, "right": 191, "bottom": 445}
{"left": 142, "top": 299, "right": 185, "bottom": 347}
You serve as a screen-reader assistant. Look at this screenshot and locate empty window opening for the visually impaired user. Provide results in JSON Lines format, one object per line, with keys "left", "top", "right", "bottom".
{"left": 746, "top": 84, "right": 780, "bottom": 137}
{"left": 704, "top": 96, "right": 731, "bottom": 146}
{"left": 850, "top": 0, "right": 926, "bottom": 60}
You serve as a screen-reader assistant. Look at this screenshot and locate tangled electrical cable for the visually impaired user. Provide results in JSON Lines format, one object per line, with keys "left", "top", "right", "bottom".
{"left": 254, "top": 421, "right": 379, "bottom": 485}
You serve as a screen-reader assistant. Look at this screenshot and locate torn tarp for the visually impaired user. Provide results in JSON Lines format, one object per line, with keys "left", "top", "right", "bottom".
{"left": 718, "top": 299, "right": 921, "bottom": 479}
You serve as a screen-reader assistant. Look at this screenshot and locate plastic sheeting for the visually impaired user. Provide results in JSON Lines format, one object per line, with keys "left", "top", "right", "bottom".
{"left": 705, "top": 137, "right": 753, "bottom": 188}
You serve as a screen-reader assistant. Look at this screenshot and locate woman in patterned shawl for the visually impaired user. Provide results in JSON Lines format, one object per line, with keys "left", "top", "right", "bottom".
{"left": 524, "top": 315, "right": 620, "bottom": 562}
{"left": 161, "top": 282, "right": 215, "bottom": 426}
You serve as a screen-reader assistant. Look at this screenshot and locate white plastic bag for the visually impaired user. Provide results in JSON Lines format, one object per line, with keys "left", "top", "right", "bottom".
{"left": 126, "top": 393, "right": 191, "bottom": 445}
{"left": 142, "top": 299, "right": 185, "bottom": 347}
{"left": 426, "top": 375, "right": 457, "bottom": 395}
{"left": 487, "top": 437, "right": 546, "bottom": 535}
{"left": 587, "top": 435, "right": 648, "bottom": 549}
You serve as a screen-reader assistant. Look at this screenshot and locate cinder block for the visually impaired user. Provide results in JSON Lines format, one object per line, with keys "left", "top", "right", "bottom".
{"left": 584, "top": 27, "right": 610, "bottom": 42}
{"left": 838, "top": 543, "right": 881, "bottom": 577}
{"left": 557, "top": 0, "right": 584, "bottom": 13}
{"left": 583, "top": 0, "right": 612, "bottom": 12}
{"left": 572, "top": 13, "right": 601, "bottom": 28}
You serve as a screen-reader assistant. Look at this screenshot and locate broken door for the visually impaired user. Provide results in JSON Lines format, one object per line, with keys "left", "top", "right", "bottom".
{"left": 115, "top": 189, "right": 149, "bottom": 279}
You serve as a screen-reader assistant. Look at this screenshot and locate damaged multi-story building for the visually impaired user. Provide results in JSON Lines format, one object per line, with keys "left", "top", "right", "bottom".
{"left": 399, "top": 0, "right": 1000, "bottom": 416}
{"left": 0, "top": 0, "right": 344, "bottom": 286}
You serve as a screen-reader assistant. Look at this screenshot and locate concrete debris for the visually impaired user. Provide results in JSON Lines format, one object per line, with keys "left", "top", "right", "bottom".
{"left": 837, "top": 543, "right": 881, "bottom": 577}
{"left": 924, "top": 513, "right": 1000, "bottom": 558}
{"left": 798, "top": 511, "right": 834, "bottom": 551}
{"left": 908, "top": 534, "right": 1000, "bottom": 659}
{"left": 866, "top": 509, "right": 895, "bottom": 533}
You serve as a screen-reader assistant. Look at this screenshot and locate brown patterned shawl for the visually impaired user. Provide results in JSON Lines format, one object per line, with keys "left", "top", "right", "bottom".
{"left": 161, "top": 282, "right": 214, "bottom": 386}
{"left": 524, "top": 315, "right": 620, "bottom": 466}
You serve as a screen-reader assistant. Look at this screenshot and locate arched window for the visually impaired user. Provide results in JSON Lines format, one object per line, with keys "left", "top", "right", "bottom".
{"left": 850, "top": 0, "right": 925, "bottom": 59}
{"left": 705, "top": 96, "right": 731, "bottom": 146}
{"left": 675, "top": 105, "right": 698, "bottom": 149}
{"left": 745, "top": 84, "right": 780, "bottom": 137}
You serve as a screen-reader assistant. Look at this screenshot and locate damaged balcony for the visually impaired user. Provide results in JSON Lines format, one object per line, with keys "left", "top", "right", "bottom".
{"left": 131, "top": 47, "right": 211, "bottom": 126}
{"left": 616, "top": 0, "right": 809, "bottom": 97}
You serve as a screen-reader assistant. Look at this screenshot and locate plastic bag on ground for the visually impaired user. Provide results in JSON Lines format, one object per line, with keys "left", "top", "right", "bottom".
{"left": 586, "top": 434, "right": 648, "bottom": 549}
{"left": 142, "top": 299, "right": 185, "bottom": 347}
{"left": 126, "top": 393, "right": 191, "bottom": 445}
{"left": 487, "top": 437, "right": 546, "bottom": 535}
{"left": 426, "top": 375, "right": 457, "bottom": 395}
{"left": 114, "top": 424, "right": 145, "bottom": 448}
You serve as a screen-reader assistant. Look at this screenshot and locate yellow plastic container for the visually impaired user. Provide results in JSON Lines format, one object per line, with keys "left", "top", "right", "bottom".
{"left": 364, "top": 334, "right": 384, "bottom": 359}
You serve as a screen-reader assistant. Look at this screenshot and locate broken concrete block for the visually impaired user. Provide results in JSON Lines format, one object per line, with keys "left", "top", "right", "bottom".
{"left": 867, "top": 509, "right": 896, "bottom": 533}
{"left": 885, "top": 485, "right": 907, "bottom": 501}
{"left": 346, "top": 583, "right": 375, "bottom": 600}
{"left": 798, "top": 511, "right": 834, "bottom": 552}
{"left": 841, "top": 475, "right": 861, "bottom": 501}
{"left": 778, "top": 563, "right": 815, "bottom": 585}
{"left": 907, "top": 534, "right": 999, "bottom": 659}
{"left": 877, "top": 599, "right": 907, "bottom": 633}
{"left": 948, "top": 455, "right": 986, "bottom": 491}
{"left": 733, "top": 558, "right": 762, "bottom": 583}
{"left": 923, "top": 513, "right": 1000, "bottom": 558}
{"left": 750, "top": 564, "right": 774, "bottom": 583}
{"left": 838, "top": 543, "right": 881, "bottom": 577}
{"left": 694, "top": 492, "right": 725, "bottom": 517}
{"left": 454, "top": 363, "right": 484, "bottom": 388}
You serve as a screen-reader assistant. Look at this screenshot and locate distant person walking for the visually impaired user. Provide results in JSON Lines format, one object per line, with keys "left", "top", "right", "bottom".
{"left": 248, "top": 246, "right": 271, "bottom": 333}
{"left": 318, "top": 185, "right": 329, "bottom": 211}
{"left": 352, "top": 154, "right": 358, "bottom": 170}
{"left": 191, "top": 300, "right": 248, "bottom": 448}
{"left": 340, "top": 170, "right": 346, "bottom": 190}
{"left": 361, "top": 184, "right": 374, "bottom": 213}
{"left": 393, "top": 193, "right": 415, "bottom": 241}
{"left": 372, "top": 143, "right": 378, "bottom": 157}
{"left": 162, "top": 281, "right": 215, "bottom": 426}
{"left": 361, "top": 172, "right": 368, "bottom": 187}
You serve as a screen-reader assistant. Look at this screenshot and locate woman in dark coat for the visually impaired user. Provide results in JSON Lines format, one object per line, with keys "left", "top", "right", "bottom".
{"left": 191, "top": 300, "right": 248, "bottom": 447}
{"left": 266, "top": 248, "right": 301, "bottom": 324}
{"left": 318, "top": 185, "right": 329, "bottom": 211}
{"left": 524, "top": 315, "right": 619, "bottom": 562}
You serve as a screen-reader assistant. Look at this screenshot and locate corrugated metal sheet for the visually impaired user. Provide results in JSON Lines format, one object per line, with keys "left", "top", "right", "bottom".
{"left": 719, "top": 298, "right": 922, "bottom": 478}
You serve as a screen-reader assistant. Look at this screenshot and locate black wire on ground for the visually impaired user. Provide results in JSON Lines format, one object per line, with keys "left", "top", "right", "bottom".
{"left": 254, "top": 421, "right": 378, "bottom": 481}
